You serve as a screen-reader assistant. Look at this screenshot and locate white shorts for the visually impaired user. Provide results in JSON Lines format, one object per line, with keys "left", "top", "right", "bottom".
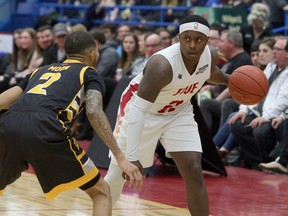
{"left": 111, "top": 102, "right": 202, "bottom": 168}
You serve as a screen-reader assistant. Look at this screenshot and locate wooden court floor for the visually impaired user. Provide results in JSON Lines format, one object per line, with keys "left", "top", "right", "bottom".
{"left": 0, "top": 164, "right": 288, "bottom": 216}
{"left": 0, "top": 171, "right": 190, "bottom": 216}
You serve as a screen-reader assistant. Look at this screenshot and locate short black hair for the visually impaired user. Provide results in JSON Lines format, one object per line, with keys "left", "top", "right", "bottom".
{"left": 250, "top": 39, "right": 261, "bottom": 52}
{"left": 37, "top": 25, "right": 52, "bottom": 33}
{"left": 99, "top": 23, "right": 117, "bottom": 34}
{"left": 89, "top": 28, "right": 106, "bottom": 44}
{"left": 210, "top": 22, "right": 227, "bottom": 34}
{"left": 64, "top": 31, "right": 96, "bottom": 56}
{"left": 180, "top": 15, "right": 210, "bottom": 29}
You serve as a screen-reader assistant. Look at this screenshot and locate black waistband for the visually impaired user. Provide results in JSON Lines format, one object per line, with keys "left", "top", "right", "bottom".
{"left": 9, "top": 107, "right": 57, "bottom": 116}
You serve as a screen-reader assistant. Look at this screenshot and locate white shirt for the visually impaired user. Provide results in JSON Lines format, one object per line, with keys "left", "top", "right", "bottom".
{"left": 239, "top": 62, "right": 288, "bottom": 119}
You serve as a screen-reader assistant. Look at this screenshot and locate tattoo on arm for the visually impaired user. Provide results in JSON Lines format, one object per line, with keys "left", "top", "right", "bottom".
{"left": 85, "top": 89, "right": 122, "bottom": 158}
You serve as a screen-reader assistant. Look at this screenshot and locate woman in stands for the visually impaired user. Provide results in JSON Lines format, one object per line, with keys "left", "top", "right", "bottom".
{"left": 0, "top": 28, "right": 37, "bottom": 92}
{"left": 115, "top": 32, "right": 141, "bottom": 81}
{"left": 8, "top": 28, "right": 37, "bottom": 87}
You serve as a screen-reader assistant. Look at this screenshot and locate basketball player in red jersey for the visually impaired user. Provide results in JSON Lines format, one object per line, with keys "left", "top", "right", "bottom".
{"left": 104, "top": 15, "right": 230, "bottom": 215}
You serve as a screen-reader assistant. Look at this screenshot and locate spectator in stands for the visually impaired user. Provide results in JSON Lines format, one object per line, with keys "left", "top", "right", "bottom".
{"left": 90, "top": 28, "right": 119, "bottom": 79}
{"left": 130, "top": 33, "right": 162, "bottom": 78}
{"left": 240, "top": 2, "right": 271, "bottom": 54}
{"left": 249, "top": 39, "right": 261, "bottom": 69}
{"left": 0, "top": 29, "right": 22, "bottom": 93}
{"left": 8, "top": 28, "right": 37, "bottom": 87}
{"left": 99, "top": 23, "right": 118, "bottom": 49}
{"left": 36, "top": 25, "right": 55, "bottom": 52}
{"left": 213, "top": 37, "right": 276, "bottom": 161}
{"left": 133, "top": 27, "right": 155, "bottom": 53}
{"left": 230, "top": 37, "right": 288, "bottom": 169}
{"left": 258, "top": 37, "right": 276, "bottom": 70}
{"left": 15, "top": 28, "right": 46, "bottom": 78}
{"left": 259, "top": 117, "right": 288, "bottom": 174}
{"left": 156, "top": 27, "right": 172, "bottom": 49}
{"left": 115, "top": 24, "right": 131, "bottom": 56}
{"left": 13, "top": 28, "right": 23, "bottom": 61}
{"left": 207, "top": 23, "right": 227, "bottom": 69}
{"left": 42, "top": 23, "right": 68, "bottom": 66}
{"left": 116, "top": 32, "right": 140, "bottom": 81}
{"left": 138, "top": 33, "right": 146, "bottom": 56}
{"left": 200, "top": 30, "right": 252, "bottom": 136}
{"left": 212, "top": 111, "right": 239, "bottom": 161}
{"left": 91, "top": 28, "right": 120, "bottom": 110}
{"left": 69, "top": 23, "right": 87, "bottom": 32}
{"left": 7, "top": 29, "right": 23, "bottom": 73}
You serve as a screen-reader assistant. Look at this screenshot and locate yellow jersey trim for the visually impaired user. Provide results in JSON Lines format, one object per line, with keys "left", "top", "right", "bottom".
{"left": 44, "top": 167, "right": 99, "bottom": 201}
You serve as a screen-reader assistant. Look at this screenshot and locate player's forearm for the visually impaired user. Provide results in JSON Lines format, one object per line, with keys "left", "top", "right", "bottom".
{"left": 215, "top": 88, "right": 230, "bottom": 101}
{"left": 126, "top": 95, "right": 153, "bottom": 161}
{"left": 208, "top": 67, "right": 229, "bottom": 85}
{"left": 0, "top": 86, "right": 23, "bottom": 110}
{"left": 85, "top": 89, "right": 124, "bottom": 160}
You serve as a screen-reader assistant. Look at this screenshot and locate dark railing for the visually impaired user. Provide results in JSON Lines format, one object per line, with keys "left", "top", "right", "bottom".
{"left": 1, "top": 1, "right": 288, "bottom": 35}
{"left": 271, "top": 12, "right": 288, "bottom": 36}
{"left": 38, "top": 3, "right": 189, "bottom": 27}
{"left": 0, "top": 0, "right": 13, "bottom": 31}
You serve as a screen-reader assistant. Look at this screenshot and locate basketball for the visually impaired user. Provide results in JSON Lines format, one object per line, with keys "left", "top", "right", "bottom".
{"left": 228, "top": 65, "right": 268, "bottom": 105}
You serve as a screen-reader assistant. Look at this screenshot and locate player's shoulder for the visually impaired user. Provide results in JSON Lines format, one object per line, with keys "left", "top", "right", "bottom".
{"left": 146, "top": 54, "right": 171, "bottom": 72}
{"left": 143, "top": 54, "right": 172, "bottom": 87}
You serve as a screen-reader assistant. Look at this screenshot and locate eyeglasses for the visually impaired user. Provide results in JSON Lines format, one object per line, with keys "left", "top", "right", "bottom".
{"left": 273, "top": 47, "right": 286, "bottom": 51}
{"left": 209, "top": 37, "right": 220, "bottom": 40}
{"left": 145, "top": 44, "right": 160, "bottom": 48}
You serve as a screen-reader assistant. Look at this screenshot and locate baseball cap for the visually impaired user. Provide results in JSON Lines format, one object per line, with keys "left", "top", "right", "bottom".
{"left": 53, "top": 23, "right": 68, "bottom": 36}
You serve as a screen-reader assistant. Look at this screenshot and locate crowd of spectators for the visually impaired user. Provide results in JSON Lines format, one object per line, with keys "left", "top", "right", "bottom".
{"left": 1, "top": 0, "right": 288, "bottom": 175}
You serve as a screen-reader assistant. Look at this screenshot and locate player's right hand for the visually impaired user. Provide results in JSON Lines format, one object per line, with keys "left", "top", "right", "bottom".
{"left": 122, "top": 160, "right": 144, "bottom": 179}
{"left": 118, "top": 159, "right": 144, "bottom": 190}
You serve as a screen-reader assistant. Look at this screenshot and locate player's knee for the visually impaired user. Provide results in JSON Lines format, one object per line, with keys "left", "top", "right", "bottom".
{"left": 181, "top": 159, "right": 203, "bottom": 179}
{"left": 190, "top": 162, "right": 203, "bottom": 176}
{"left": 85, "top": 178, "right": 111, "bottom": 201}
{"left": 183, "top": 166, "right": 204, "bottom": 188}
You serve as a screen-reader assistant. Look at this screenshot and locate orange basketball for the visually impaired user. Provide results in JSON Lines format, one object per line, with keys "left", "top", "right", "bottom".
{"left": 228, "top": 65, "right": 268, "bottom": 105}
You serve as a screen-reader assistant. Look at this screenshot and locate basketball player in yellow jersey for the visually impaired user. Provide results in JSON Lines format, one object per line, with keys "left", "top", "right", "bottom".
{"left": 0, "top": 31, "right": 143, "bottom": 216}
{"left": 105, "top": 15, "right": 230, "bottom": 216}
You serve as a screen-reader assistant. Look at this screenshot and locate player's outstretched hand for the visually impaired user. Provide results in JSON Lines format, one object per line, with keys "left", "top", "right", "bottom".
{"left": 118, "top": 159, "right": 144, "bottom": 190}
